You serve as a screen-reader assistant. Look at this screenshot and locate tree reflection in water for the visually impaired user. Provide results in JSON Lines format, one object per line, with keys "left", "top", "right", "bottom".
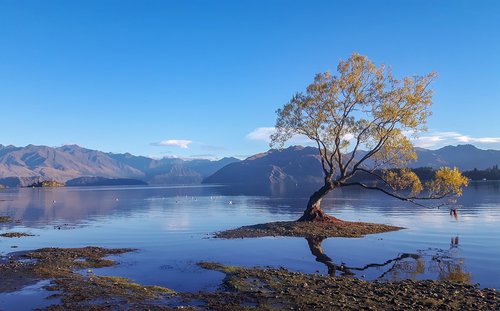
{"left": 306, "top": 236, "right": 471, "bottom": 283}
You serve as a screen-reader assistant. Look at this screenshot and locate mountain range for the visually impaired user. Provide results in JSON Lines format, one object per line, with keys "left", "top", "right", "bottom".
{"left": 0, "top": 143, "right": 498, "bottom": 188}
{"left": 203, "top": 145, "right": 500, "bottom": 187}
{"left": 0, "top": 144, "right": 238, "bottom": 187}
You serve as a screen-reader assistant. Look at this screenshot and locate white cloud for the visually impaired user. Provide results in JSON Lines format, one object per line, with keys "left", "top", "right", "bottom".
{"left": 246, "top": 127, "right": 276, "bottom": 142}
{"left": 156, "top": 139, "right": 192, "bottom": 149}
{"left": 246, "top": 127, "right": 311, "bottom": 145}
{"left": 412, "top": 131, "right": 500, "bottom": 149}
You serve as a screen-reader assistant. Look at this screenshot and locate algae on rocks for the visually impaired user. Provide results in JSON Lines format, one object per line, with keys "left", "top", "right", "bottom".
{"left": 0, "top": 247, "right": 178, "bottom": 310}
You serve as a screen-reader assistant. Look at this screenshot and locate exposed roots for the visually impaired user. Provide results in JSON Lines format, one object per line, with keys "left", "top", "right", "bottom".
{"left": 297, "top": 208, "right": 341, "bottom": 222}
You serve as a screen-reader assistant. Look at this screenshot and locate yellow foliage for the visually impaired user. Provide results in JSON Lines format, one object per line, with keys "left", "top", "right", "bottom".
{"left": 426, "top": 167, "right": 469, "bottom": 197}
{"left": 271, "top": 52, "right": 468, "bottom": 205}
{"left": 384, "top": 169, "right": 423, "bottom": 196}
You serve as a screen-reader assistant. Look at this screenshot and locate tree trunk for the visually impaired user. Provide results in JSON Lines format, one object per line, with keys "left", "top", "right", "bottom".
{"left": 298, "top": 183, "right": 336, "bottom": 222}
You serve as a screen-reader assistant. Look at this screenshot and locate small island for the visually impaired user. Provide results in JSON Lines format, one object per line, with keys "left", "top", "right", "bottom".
{"left": 26, "top": 180, "right": 65, "bottom": 188}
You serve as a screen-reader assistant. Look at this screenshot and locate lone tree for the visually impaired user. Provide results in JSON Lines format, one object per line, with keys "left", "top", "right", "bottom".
{"left": 271, "top": 53, "right": 468, "bottom": 222}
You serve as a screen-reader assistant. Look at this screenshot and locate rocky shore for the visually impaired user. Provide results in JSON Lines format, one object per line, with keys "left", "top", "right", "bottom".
{"left": 1, "top": 246, "right": 498, "bottom": 310}
{"left": 215, "top": 219, "right": 402, "bottom": 239}
{"left": 195, "top": 262, "right": 499, "bottom": 310}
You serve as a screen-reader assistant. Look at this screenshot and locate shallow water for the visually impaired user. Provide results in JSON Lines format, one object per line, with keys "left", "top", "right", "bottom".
{"left": 1, "top": 182, "right": 499, "bottom": 309}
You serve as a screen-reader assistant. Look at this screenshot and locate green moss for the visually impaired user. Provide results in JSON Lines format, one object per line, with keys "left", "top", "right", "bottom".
{"left": 99, "top": 276, "right": 175, "bottom": 294}
{"left": 198, "top": 262, "right": 242, "bottom": 274}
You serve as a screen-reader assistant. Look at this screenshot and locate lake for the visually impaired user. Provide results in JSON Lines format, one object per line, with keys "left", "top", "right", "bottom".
{"left": 1, "top": 182, "right": 500, "bottom": 309}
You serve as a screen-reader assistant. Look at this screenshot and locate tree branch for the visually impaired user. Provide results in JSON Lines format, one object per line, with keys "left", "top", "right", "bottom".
{"left": 341, "top": 182, "right": 449, "bottom": 209}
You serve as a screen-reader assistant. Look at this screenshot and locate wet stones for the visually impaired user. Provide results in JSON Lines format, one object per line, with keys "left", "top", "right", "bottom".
{"left": 197, "top": 262, "right": 500, "bottom": 311}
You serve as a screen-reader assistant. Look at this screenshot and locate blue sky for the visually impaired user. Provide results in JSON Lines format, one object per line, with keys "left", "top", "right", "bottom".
{"left": 0, "top": 0, "right": 499, "bottom": 159}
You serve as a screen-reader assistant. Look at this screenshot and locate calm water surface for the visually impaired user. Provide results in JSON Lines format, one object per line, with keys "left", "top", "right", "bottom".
{"left": 1, "top": 182, "right": 499, "bottom": 309}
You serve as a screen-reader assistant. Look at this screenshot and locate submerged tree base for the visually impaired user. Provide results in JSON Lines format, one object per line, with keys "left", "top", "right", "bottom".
{"left": 215, "top": 219, "right": 402, "bottom": 239}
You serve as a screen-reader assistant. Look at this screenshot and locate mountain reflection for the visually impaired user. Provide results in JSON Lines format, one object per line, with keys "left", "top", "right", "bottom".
{"left": 0, "top": 186, "right": 219, "bottom": 227}
{"left": 306, "top": 236, "right": 472, "bottom": 284}
{"left": 0, "top": 188, "right": 122, "bottom": 225}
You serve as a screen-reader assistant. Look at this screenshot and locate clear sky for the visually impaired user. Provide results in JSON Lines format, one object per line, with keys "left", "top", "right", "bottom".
{"left": 1, "top": 0, "right": 499, "bottom": 159}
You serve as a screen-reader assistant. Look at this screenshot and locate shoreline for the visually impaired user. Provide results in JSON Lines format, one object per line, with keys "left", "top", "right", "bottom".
{"left": 1, "top": 247, "right": 498, "bottom": 310}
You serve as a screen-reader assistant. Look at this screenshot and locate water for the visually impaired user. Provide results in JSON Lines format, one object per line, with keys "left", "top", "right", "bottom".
{"left": 1, "top": 182, "right": 499, "bottom": 309}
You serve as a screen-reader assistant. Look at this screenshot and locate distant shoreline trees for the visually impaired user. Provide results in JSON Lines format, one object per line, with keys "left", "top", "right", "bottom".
{"left": 463, "top": 165, "right": 500, "bottom": 181}
{"left": 352, "top": 166, "right": 500, "bottom": 182}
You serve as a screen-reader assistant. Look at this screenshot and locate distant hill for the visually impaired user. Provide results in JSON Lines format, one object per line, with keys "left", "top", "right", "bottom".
{"left": 412, "top": 145, "right": 500, "bottom": 170}
{"left": 0, "top": 144, "right": 239, "bottom": 187}
{"left": 0, "top": 144, "right": 143, "bottom": 182}
{"left": 0, "top": 177, "right": 42, "bottom": 188}
{"left": 203, "top": 144, "right": 500, "bottom": 187}
{"left": 203, "top": 146, "right": 323, "bottom": 187}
